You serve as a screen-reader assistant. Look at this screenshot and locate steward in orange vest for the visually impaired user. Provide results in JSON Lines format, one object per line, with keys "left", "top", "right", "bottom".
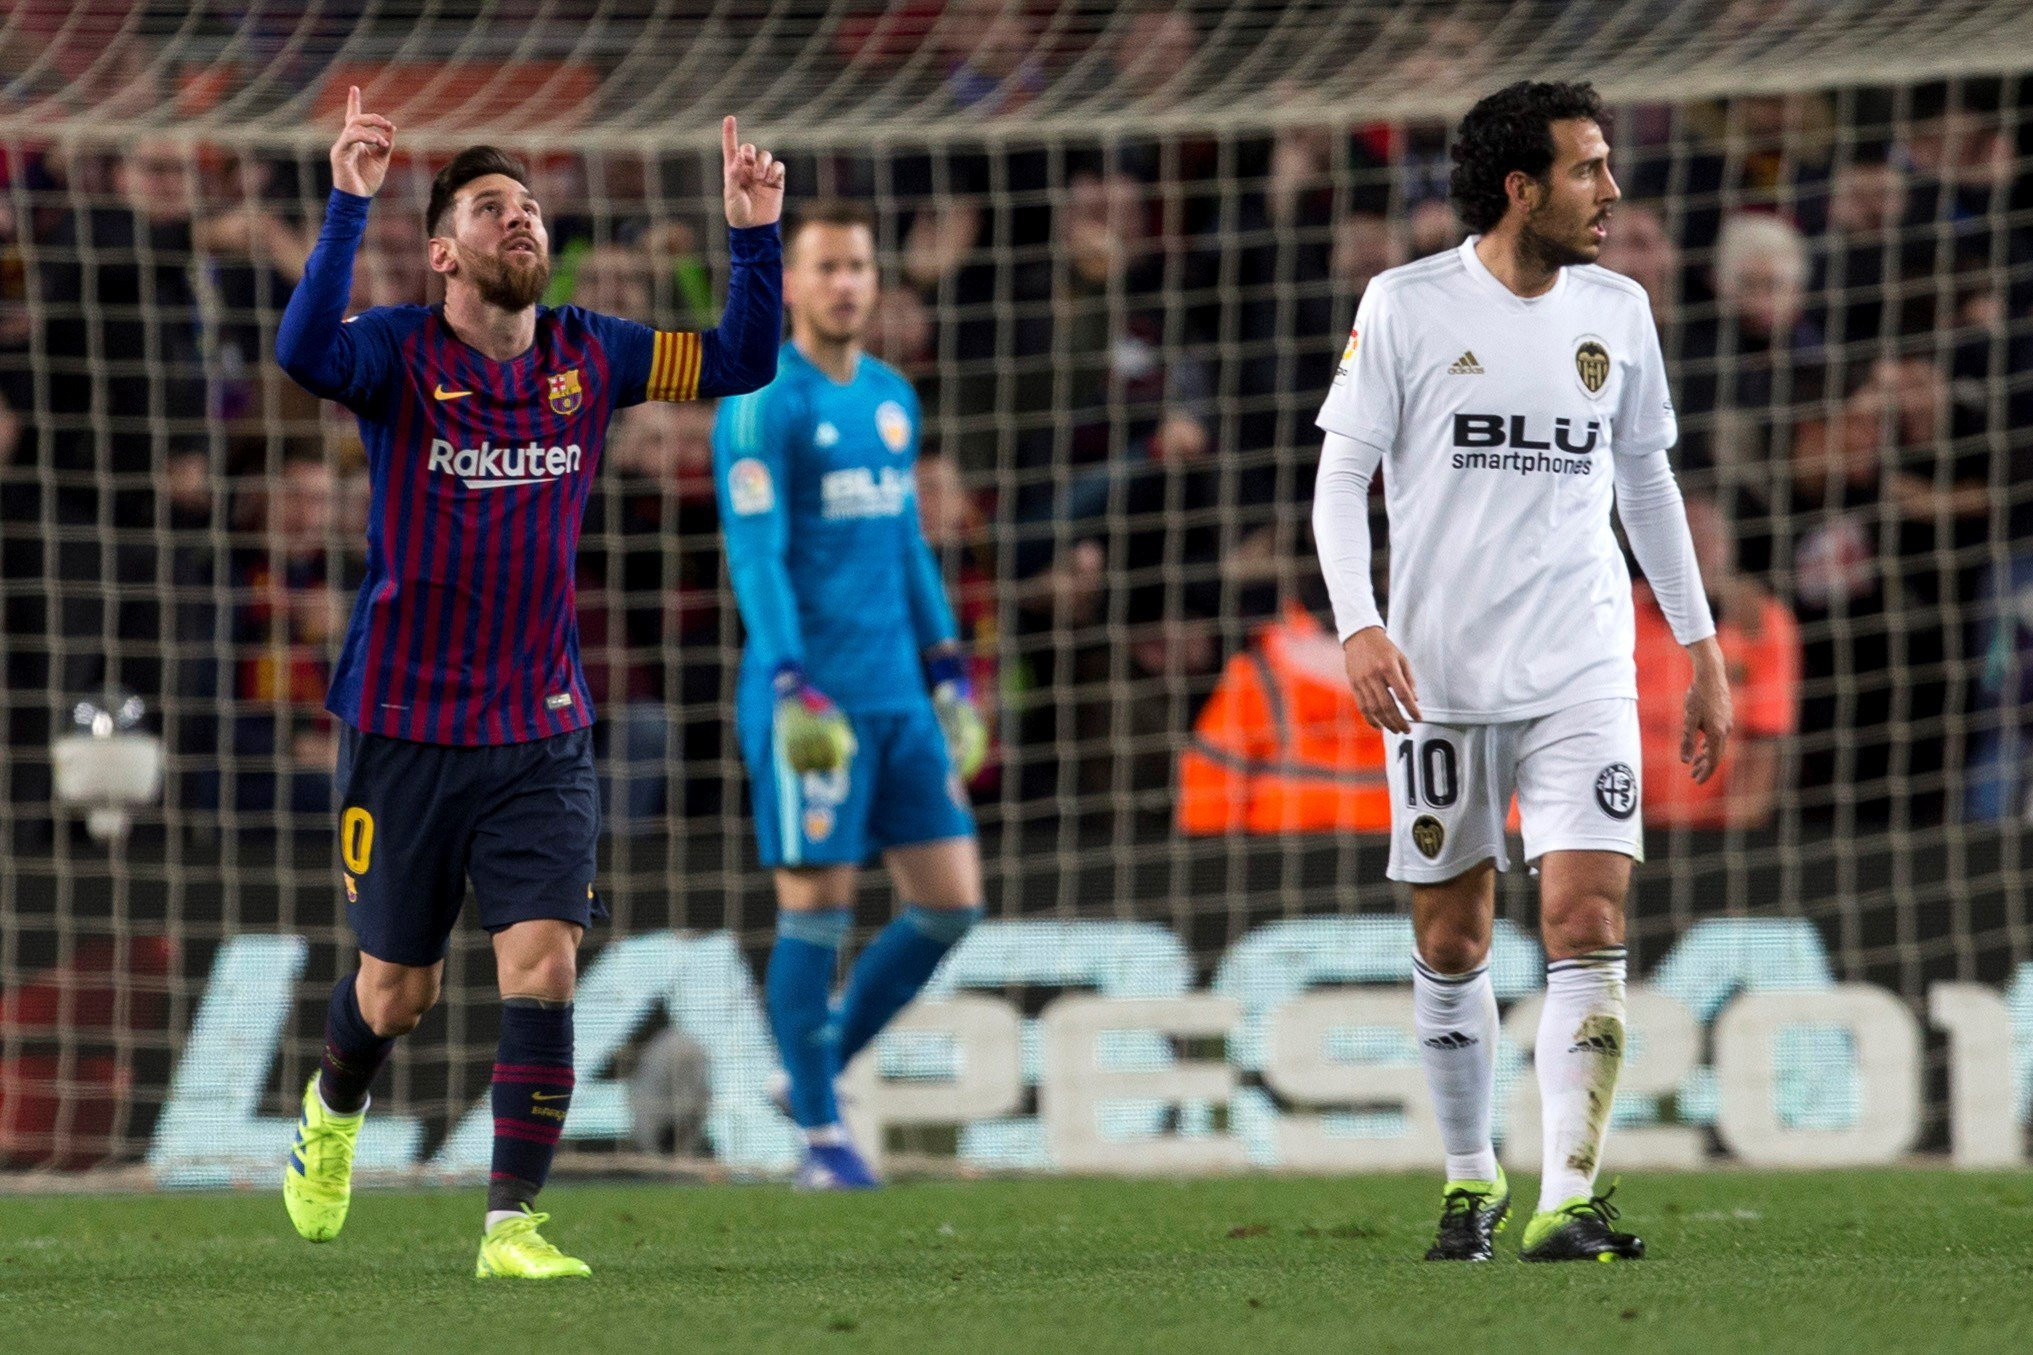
{"left": 1177, "top": 605, "right": 1391, "bottom": 834}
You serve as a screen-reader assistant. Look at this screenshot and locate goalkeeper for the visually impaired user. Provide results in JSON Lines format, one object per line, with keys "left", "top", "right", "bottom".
{"left": 713, "top": 199, "right": 986, "bottom": 1190}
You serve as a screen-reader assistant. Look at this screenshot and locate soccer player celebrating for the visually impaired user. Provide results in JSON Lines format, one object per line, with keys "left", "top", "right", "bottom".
{"left": 712, "top": 200, "right": 988, "bottom": 1189}
{"left": 1312, "top": 82, "right": 1730, "bottom": 1262}
{"left": 274, "top": 89, "right": 783, "bottom": 1276}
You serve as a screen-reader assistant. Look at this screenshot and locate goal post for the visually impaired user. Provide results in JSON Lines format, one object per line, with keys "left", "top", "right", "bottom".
{"left": 2, "top": 2, "right": 2032, "bottom": 1182}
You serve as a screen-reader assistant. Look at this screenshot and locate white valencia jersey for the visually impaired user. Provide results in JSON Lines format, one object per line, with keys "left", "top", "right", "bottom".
{"left": 1315, "top": 237, "right": 1677, "bottom": 722}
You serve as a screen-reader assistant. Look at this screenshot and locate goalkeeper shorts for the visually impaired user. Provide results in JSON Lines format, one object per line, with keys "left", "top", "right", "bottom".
{"left": 739, "top": 700, "right": 975, "bottom": 869}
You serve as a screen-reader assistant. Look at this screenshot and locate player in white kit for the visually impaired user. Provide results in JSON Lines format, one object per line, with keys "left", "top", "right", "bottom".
{"left": 1312, "top": 82, "right": 1732, "bottom": 1262}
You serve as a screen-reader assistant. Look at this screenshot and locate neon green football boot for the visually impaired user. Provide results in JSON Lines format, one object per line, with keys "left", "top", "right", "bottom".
{"left": 1424, "top": 1167, "right": 1510, "bottom": 1261}
{"left": 283, "top": 1075, "right": 365, "bottom": 1242}
{"left": 475, "top": 1208, "right": 592, "bottom": 1280}
{"left": 1519, "top": 1186, "right": 1646, "bottom": 1262}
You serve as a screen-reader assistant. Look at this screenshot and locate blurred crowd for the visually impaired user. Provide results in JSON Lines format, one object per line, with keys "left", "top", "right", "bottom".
{"left": 2, "top": 10, "right": 2031, "bottom": 843}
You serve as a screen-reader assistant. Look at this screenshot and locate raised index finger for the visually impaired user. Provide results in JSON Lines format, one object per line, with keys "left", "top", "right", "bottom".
{"left": 347, "top": 85, "right": 360, "bottom": 123}
{"left": 722, "top": 115, "right": 738, "bottom": 168}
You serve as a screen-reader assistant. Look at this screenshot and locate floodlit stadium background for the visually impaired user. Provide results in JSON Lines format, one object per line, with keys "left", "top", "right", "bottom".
{"left": 3, "top": 0, "right": 2033, "bottom": 1183}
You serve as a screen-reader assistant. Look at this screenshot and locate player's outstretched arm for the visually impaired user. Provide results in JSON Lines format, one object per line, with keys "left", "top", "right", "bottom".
{"left": 679, "top": 117, "right": 784, "bottom": 400}
{"left": 276, "top": 87, "right": 398, "bottom": 402}
{"left": 619, "top": 117, "right": 782, "bottom": 405}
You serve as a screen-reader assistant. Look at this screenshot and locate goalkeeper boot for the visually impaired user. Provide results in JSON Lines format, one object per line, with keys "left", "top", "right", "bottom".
{"left": 795, "top": 1135, "right": 880, "bottom": 1191}
{"left": 475, "top": 1208, "right": 592, "bottom": 1280}
{"left": 768, "top": 1069, "right": 860, "bottom": 1126}
{"left": 283, "top": 1075, "right": 365, "bottom": 1243}
{"left": 1423, "top": 1168, "right": 1510, "bottom": 1261}
{"left": 1519, "top": 1186, "right": 1645, "bottom": 1263}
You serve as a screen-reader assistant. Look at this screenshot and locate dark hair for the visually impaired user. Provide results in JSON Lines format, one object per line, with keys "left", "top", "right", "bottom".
{"left": 785, "top": 198, "right": 877, "bottom": 253}
{"left": 425, "top": 146, "right": 532, "bottom": 237}
{"left": 1448, "top": 81, "right": 1606, "bottom": 233}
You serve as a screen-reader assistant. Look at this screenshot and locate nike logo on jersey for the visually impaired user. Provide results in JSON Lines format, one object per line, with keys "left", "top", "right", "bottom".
{"left": 531, "top": 1091, "right": 570, "bottom": 1102}
{"left": 1448, "top": 350, "right": 1484, "bottom": 375}
{"left": 434, "top": 384, "right": 474, "bottom": 400}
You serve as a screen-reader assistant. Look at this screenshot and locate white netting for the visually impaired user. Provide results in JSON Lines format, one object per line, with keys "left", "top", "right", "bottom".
{"left": 1, "top": 3, "right": 2031, "bottom": 1181}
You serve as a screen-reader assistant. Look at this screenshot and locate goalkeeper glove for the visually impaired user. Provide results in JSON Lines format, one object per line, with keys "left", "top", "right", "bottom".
{"left": 772, "top": 663, "right": 856, "bottom": 775}
{"left": 926, "top": 649, "right": 987, "bottom": 782}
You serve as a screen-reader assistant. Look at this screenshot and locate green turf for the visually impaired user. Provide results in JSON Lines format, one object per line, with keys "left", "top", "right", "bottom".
{"left": 4, "top": 1171, "right": 2030, "bottom": 1354}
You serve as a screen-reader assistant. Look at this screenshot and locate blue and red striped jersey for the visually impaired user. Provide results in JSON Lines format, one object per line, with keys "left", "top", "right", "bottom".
{"left": 277, "top": 189, "right": 780, "bottom": 745}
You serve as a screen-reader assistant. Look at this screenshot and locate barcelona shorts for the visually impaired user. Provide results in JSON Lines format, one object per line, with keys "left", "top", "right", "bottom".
{"left": 335, "top": 725, "right": 605, "bottom": 966}
{"left": 738, "top": 700, "right": 976, "bottom": 869}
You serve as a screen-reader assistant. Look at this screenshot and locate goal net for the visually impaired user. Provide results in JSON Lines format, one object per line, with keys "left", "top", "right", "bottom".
{"left": 3, "top": 1, "right": 2033, "bottom": 1183}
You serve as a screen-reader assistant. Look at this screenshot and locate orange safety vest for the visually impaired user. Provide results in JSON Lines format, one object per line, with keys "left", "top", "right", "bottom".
{"left": 1177, "top": 605, "right": 1391, "bottom": 835}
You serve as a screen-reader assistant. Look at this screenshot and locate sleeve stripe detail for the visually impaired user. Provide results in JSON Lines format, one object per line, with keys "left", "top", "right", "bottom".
{"left": 650, "top": 330, "right": 674, "bottom": 399}
{"left": 648, "top": 331, "right": 703, "bottom": 402}
{"left": 650, "top": 331, "right": 677, "bottom": 399}
{"left": 678, "top": 330, "right": 701, "bottom": 401}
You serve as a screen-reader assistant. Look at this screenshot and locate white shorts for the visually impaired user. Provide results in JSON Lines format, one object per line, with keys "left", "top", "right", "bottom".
{"left": 1384, "top": 697, "right": 1643, "bottom": 884}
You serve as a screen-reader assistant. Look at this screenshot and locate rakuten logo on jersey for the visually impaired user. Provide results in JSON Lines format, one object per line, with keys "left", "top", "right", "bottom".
{"left": 427, "top": 438, "right": 584, "bottom": 489}
{"left": 1449, "top": 414, "right": 1601, "bottom": 476}
{"left": 820, "top": 465, "right": 910, "bottom": 520}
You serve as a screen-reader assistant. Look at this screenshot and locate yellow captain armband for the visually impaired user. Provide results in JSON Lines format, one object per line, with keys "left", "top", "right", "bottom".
{"left": 647, "top": 330, "right": 703, "bottom": 402}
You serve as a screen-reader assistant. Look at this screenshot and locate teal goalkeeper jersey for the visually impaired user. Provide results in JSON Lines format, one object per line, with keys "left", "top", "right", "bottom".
{"left": 713, "top": 341, "right": 958, "bottom": 716}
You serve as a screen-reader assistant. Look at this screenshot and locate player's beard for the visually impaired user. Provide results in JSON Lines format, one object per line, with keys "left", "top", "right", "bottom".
{"left": 460, "top": 241, "right": 551, "bottom": 311}
{"left": 1520, "top": 204, "right": 1599, "bottom": 270}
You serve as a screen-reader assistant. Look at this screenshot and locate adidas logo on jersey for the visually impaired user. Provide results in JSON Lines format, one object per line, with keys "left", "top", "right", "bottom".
{"left": 1448, "top": 350, "right": 1484, "bottom": 375}
{"left": 428, "top": 437, "right": 584, "bottom": 489}
{"left": 1422, "top": 1030, "right": 1479, "bottom": 1050}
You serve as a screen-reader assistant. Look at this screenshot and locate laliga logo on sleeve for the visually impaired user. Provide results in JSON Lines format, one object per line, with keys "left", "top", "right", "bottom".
{"left": 1334, "top": 327, "right": 1358, "bottom": 382}
{"left": 728, "top": 458, "right": 775, "bottom": 515}
{"left": 876, "top": 400, "right": 912, "bottom": 454}
{"left": 547, "top": 368, "right": 583, "bottom": 416}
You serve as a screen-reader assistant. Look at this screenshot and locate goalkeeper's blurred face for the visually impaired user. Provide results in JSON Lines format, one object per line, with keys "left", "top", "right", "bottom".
{"left": 430, "top": 173, "right": 551, "bottom": 312}
{"left": 786, "top": 222, "right": 878, "bottom": 346}
{"left": 1520, "top": 118, "right": 1619, "bottom": 267}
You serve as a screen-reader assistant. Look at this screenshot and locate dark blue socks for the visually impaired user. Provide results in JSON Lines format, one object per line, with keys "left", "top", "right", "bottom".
{"left": 489, "top": 997, "right": 574, "bottom": 1214}
{"left": 317, "top": 971, "right": 395, "bottom": 1114}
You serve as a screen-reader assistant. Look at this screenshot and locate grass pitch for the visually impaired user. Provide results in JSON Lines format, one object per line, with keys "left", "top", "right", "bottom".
{"left": 4, "top": 1171, "right": 2030, "bottom": 1354}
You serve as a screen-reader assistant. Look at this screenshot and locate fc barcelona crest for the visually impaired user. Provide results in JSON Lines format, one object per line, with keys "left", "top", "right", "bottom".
{"left": 547, "top": 368, "right": 583, "bottom": 416}
{"left": 1574, "top": 338, "right": 1610, "bottom": 395}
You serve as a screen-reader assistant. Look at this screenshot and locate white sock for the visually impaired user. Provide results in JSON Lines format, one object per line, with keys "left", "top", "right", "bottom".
{"left": 1412, "top": 953, "right": 1500, "bottom": 1184}
{"left": 1535, "top": 947, "right": 1628, "bottom": 1213}
{"left": 313, "top": 1084, "right": 369, "bottom": 1120}
{"left": 804, "top": 1123, "right": 846, "bottom": 1148}
{"left": 484, "top": 1209, "right": 524, "bottom": 1234}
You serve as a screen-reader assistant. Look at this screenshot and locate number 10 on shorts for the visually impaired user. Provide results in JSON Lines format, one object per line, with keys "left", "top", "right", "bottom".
{"left": 1397, "top": 737, "right": 1458, "bottom": 808}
